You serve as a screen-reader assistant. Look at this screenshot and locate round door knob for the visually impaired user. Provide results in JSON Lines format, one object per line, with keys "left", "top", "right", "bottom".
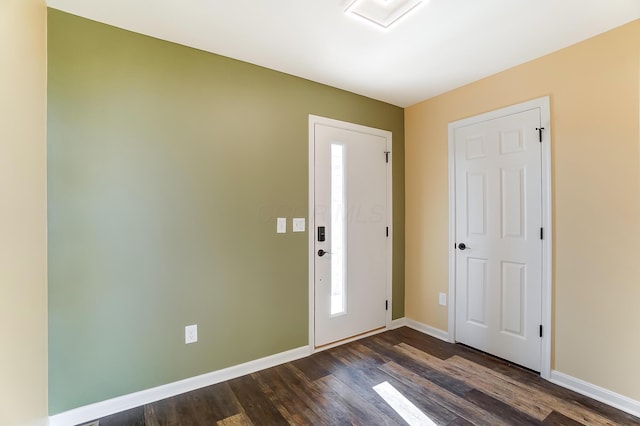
{"left": 458, "top": 243, "right": 468, "bottom": 250}
{"left": 318, "top": 249, "right": 331, "bottom": 257}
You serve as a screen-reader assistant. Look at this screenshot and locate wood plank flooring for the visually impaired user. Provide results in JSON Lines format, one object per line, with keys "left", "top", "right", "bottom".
{"left": 83, "top": 327, "right": 640, "bottom": 425}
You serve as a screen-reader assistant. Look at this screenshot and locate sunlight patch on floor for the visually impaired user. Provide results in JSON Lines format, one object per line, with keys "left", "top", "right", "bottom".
{"left": 373, "top": 381, "right": 437, "bottom": 426}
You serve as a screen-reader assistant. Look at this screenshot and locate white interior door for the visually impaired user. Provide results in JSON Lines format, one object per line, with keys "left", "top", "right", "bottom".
{"left": 311, "top": 117, "right": 391, "bottom": 348}
{"left": 454, "top": 108, "right": 543, "bottom": 371}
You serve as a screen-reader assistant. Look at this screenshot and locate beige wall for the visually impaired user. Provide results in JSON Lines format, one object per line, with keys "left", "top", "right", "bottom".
{"left": 406, "top": 20, "right": 640, "bottom": 400}
{"left": 0, "top": 0, "right": 48, "bottom": 425}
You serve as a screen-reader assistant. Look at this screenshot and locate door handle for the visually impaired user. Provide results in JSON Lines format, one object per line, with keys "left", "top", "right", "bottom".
{"left": 458, "top": 243, "right": 469, "bottom": 250}
{"left": 318, "top": 249, "right": 331, "bottom": 257}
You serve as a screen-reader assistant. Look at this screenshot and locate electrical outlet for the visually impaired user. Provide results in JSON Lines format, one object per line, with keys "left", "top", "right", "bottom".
{"left": 277, "top": 217, "right": 287, "bottom": 233}
{"left": 185, "top": 324, "right": 198, "bottom": 344}
{"left": 438, "top": 293, "right": 447, "bottom": 306}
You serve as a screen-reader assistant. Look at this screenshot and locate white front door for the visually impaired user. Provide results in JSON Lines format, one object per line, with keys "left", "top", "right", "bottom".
{"left": 311, "top": 116, "right": 391, "bottom": 348}
{"left": 454, "top": 107, "right": 543, "bottom": 371}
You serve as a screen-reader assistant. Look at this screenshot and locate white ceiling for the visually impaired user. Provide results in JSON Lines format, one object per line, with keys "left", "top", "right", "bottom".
{"left": 46, "top": 0, "right": 640, "bottom": 107}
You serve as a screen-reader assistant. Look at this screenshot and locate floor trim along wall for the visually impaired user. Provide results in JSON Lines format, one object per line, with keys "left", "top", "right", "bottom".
{"left": 390, "top": 317, "right": 407, "bottom": 329}
{"left": 48, "top": 345, "right": 311, "bottom": 426}
{"left": 549, "top": 370, "right": 640, "bottom": 419}
{"left": 400, "top": 317, "right": 640, "bottom": 418}
{"left": 49, "top": 322, "right": 640, "bottom": 424}
{"left": 403, "top": 318, "right": 450, "bottom": 342}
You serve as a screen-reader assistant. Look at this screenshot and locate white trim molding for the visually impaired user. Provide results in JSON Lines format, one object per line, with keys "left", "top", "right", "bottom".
{"left": 49, "top": 345, "right": 311, "bottom": 426}
{"left": 447, "top": 96, "right": 552, "bottom": 378}
{"left": 550, "top": 370, "right": 640, "bottom": 419}
{"left": 404, "top": 318, "right": 450, "bottom": 342}
{"left": 390, "top": 317, "right": 407, "bottom": 329}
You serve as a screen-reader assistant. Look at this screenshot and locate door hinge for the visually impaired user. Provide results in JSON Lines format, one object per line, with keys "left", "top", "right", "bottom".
{"left": 539, "top": 324, "right": 543, "bottom": 338}
{"left": 385, "top": 300, "right": 389, "bottom": 311}
{"left": 384, "top": 151, "right": 390, "bottom": 163}
{"left": 386, "top": 226, "right": 389, "bottom": 237}
{"left": 540, "top": 227, "right": 544, "bottom": 240}
{"left": 536, "top": 127, "right": 545, "bottom": 143}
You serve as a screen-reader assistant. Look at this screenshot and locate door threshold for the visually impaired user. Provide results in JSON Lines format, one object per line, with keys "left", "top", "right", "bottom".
{"left": 314, "top": 326, "right": 386, "bottom": 352}
{"left": 456, "top": 342, "right": 541, "bottom": 375}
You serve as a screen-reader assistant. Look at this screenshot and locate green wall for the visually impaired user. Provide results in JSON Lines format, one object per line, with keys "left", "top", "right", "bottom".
{"left": 48, "top": 9, "right": 404, "bottom": 414}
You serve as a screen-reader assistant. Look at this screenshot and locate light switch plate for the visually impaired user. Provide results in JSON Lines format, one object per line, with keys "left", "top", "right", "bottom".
{"left": 277, "top": 217, "right": 287, "bottom": 233}
{"left": 292, "top": 218, "right": 305, "bottom": 232}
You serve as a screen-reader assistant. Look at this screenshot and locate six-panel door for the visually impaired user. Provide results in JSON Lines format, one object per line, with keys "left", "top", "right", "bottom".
{"left": 454, "top": 108, "right": 543, "bottom": 371}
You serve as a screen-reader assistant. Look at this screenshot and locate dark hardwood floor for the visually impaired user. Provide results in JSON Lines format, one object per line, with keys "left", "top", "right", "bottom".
{"left": 83, "top": 327, "right": 640, "bottom": 425}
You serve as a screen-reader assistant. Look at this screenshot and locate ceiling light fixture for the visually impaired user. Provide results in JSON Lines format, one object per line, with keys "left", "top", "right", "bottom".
{"left": 345, "top": 0, "right": 424, "bottom": 30}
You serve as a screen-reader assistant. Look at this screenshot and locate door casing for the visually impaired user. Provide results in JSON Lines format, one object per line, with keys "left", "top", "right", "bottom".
{"left": 308, "top": 115, "right": 393, "bottom": 352}
{"left": 447, "top": 97, "right": 552, "bottom": 379}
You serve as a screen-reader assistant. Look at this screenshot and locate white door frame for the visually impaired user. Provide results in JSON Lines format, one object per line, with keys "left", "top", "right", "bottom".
{"left": 308, "top": 115, "right": 393, "bottom": 352}
{"left": 447, "top": 97, "right": 552, "bottom": 379}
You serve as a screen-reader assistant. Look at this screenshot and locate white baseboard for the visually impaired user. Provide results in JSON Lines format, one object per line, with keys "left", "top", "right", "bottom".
{"left": 390, "top": 317, "right": 407, "bottom": 329}
{"left": 549, "top": 370, "right": 640, "bottom": 419}
{"left": 48, "top": 345, "right": 311, "bottom": 426}
{"left": 48, "top": 330, "right": 640, "bottom": 425}
{"left": 392, "top": 317, "right": 640, "bottom": 420}
{"left": 403, "top": 318, "right": 450, "bottom": 342}
{"left": 399, "top": 320, "right": 640, "bottom": 418}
